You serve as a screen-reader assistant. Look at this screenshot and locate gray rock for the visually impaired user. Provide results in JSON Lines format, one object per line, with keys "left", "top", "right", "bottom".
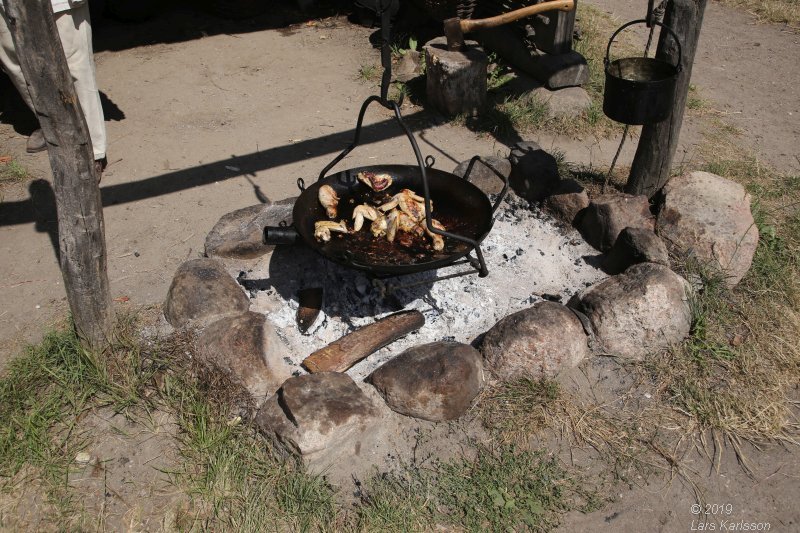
{"left": 656, "top": 171, "right": 759, "bottom": 287}
{"left": 452, "top": 156, "right": 511, "bottom": 196}
{"left": 255, "top": 372, "right": 385, "bottom": 474}
{"left": 580, "top": 193, "right": 654, "bottom": 252}
{"left": 368, "top": 341, "right": 484, "bottom": 422}
{"left": 196, "top": 311, "right": 291, "bottom": 404}
{"left": 603, "top": 227, "right": 670, "bottom": 275}
{"left": 543, "top": 178, "right": 589, "bottom": 224}
{"left": 569, "top": 263, "right": 692, "bottom": 360}
{"left": 205, "top": 198, "right": 295, "bottom": 260}
{"left": 163, "top": 258, "right": 249, "bottom": 328}
{"left": 481, "top": 301, "right": 590, "bottom": 381}
{"left": 393, "top": 50, "right": 422, "bottom": 82}
{"left": 532, "top": 86, "right": 592, "bottom": 119}
{"left": 508, "top": 141, "right": 560, "bottom": 202}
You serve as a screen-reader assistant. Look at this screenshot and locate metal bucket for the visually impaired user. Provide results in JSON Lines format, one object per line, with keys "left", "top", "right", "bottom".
{"left": 602, "top": 20, "right": 682, "bottom": 125}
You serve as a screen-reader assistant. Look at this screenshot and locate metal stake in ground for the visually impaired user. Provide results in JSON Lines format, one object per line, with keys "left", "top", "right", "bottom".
{"left": 5, "top": 0, "right": 114, "bottom": 348}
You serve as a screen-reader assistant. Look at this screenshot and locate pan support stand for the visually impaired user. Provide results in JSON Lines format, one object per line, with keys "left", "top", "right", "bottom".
{"left": 316, "top": 0, "right": 504, "bottom": 281}
{"left": 368, "top": 256, "right": 484, "bottom": 299}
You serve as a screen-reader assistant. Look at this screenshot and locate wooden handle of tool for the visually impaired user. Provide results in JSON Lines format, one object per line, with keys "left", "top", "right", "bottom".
{"left": 302, "top": 310, "right": 425, "bottom": 373}
{"left": 460, "top": 0, "right": 575, "bottom": 34}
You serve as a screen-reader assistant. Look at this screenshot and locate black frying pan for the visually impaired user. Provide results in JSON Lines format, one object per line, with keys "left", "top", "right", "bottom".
{"left": 264, "top": 161, "right": 507, "bottom": 277}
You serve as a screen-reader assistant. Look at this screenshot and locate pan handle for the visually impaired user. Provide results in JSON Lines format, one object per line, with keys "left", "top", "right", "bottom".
{"left": 461, "top": 155, "right": 510, "bottom": 216}
{"left": 263, "top": 225, "right": 300, "bottom": 245}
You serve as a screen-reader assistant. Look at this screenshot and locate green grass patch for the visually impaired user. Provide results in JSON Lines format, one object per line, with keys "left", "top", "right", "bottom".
{"left": 358, "top": 445, "right": 600, "bottom": 532}
{"left": 686, "top": 84, "right": 710, "bottom": 113}
{"left": 0, "top": 158, "right": 31, "bottom": 184}
{"left": 0, "top": 314, "right": 160, "bottom": 519}
{"left": 356, "top": 63, "right": 379, "bottom": 83}
{"left": 164, "top": 389, "right": 339, "bottom": 531}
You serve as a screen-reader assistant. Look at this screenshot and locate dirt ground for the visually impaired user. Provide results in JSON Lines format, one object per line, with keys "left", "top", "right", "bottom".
{"left": 0, "top": 0, "right": 798, "bottom": 531}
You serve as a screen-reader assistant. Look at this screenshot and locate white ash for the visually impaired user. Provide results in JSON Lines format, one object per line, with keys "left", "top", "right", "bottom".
{"left": 246, "top": 195, "right": 606, "bottom": 382}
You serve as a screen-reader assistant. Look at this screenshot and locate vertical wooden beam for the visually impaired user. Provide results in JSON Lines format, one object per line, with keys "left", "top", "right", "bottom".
{"left": 5, "top": 0, "right": 114, "bottom": 348}
{"left": 625, "top": 0, "right": 708, "bottom": 197}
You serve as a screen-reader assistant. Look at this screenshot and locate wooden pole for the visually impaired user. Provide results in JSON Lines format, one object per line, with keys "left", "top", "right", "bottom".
{"left": 5, "top": 0, "right": 114, "bottom": 348}
{"left": 625, "top": 0, "right": 708, "bottom": 198}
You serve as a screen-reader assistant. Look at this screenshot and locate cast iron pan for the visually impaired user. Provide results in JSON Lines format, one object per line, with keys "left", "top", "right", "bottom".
{"left": 266, "top": 164, "right": 497, "bottom": 277}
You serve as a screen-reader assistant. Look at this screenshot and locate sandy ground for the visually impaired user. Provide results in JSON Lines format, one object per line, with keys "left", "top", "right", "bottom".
{"left": 0, "top": 0, "right": 798, "bottom": 530}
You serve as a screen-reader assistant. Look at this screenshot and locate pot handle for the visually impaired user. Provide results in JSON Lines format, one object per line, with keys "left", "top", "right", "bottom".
{"left": 263, "top": 225, "right": 300, "bottom": 245}
{"left": 460, "top": 155, "right": 510, "bottom": 216}
{"left": 605, "top": 19, "right": 683, "bottom": 72}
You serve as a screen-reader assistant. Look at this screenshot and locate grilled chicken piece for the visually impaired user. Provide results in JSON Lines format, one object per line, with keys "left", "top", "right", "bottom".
{"left": 386, "top": 210, "right": 423, "bottom": 242}
{"left": 314, "top": 220, "right": 348, "bottom": 242}
{"left": 357, "top": 171, "right": 393, "bottom": 192}
{"left": 352, "top": 204, "right": 382, "bottom": 232}
{"left": 318, "top": 184, "right": 339, "bottom": 219}
{"left": 424, "top": 219, "right": 446, "bottom": 251}
{"left": 379, "top": 189, "right": 431, "bottom": 221}
{"left": 370, "top": 215, "right": 389, "bottom": 238}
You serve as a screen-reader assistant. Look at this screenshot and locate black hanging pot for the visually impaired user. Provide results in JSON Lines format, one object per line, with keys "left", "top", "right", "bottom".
{"left": 603, "top": 20, "right": 683, "bottom": 125}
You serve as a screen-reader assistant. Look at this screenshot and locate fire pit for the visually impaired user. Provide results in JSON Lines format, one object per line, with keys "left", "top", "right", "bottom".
{"left": 247, "top": 194, "right": 606, "bottom": 381}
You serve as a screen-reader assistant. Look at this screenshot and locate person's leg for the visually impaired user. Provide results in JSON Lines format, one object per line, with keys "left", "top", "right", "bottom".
{"left": 55, "top": 4, "right": 106, "bottom": 161}
{"left": 0, "top": 4, "right": 35, "bottom": 112}
{"left": 0, "top": 4, "right": 45, "bottom": 153}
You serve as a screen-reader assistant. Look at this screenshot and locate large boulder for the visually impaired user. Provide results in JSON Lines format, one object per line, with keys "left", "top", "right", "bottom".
{"left": 368, "top": 341, "right": 484, "bottom": 422}
{"left": 508, "top": 141, "right": 560, "bottom": 202}
{"left": 603, "top": 227, "right": 669, "bottom": 275}
{"left": 569, "top": 263, "right": 692, "bottom": 359}
{"left": 543, "top": 178, "right": 589, "bottom": 225}
{"left": 580, "top": 193, "right": 654, "bottom": 252}
{"left": 452, "top": 156, "right": 511, "bottom": 196}
{"left": 656, "top": 171, "right": 759, "bottom": 287}
{"left": 255, "top": 373, "right": 386, "bottom": 474}
{"left": 204, "top": 198, "right": 294, "bottom": 260}
{"left": 481, "top": 301, "right": 590, "bottom": 381}
{"left": 196, "top": 312, "right": 291, "bottom": 404}
{"left": 163, "top": 258, "right": 249, "bottom": 328}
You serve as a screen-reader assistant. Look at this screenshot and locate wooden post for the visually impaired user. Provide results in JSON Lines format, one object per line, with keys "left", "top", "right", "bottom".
{"left": 625, "top": 0, "right": 707, "bottom": 198}
{"left": 5, "top": 0, "right": 114, "bottom": 348}
{"left": 424, "top": 37, "right": 488, "bottom": 117}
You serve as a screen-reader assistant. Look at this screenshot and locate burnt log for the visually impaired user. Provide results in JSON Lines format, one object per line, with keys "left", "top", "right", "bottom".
{"left": 302, "top": 310, "right": 425, "bottom": 373}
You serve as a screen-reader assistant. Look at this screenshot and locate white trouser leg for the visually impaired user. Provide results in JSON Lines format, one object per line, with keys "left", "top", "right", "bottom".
{"left": 0, "top": 4, "right": 36, "bottom": 111}
{"left": 55, "top": 4, "right": 106, "bottom": 160}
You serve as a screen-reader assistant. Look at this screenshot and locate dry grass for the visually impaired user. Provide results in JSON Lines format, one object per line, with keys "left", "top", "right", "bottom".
{"left": 719, "top": 0, "right": 800, "bottom": 30}
{"left": 641, "top": 120, "right": 800, "bottom": 463}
